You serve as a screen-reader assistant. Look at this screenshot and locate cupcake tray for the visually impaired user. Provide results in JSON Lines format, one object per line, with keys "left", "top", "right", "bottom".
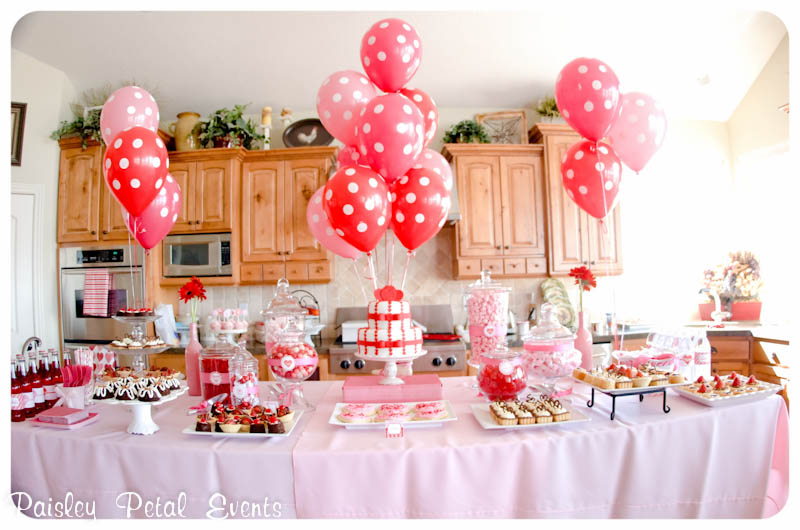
{"left": 571, "top": 377, "right": 678, "bottom": 420}
{"left": 181, "top": 410, "right": 304, "bottom": 438}
{"left": 672, "top": 380, "right": 782, "bottom": 407}
{"left": 328, "top": 400, "right": 457, "bottom": 429}
{"left": 470, "top": 403, "right": 590, "bottom": 430}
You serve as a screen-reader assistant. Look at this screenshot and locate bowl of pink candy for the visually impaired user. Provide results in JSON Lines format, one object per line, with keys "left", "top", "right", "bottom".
{"left": 267, "top": 320, "right": 319, "bottom": 383}
{"left": 522, "top": 303, "right": 581, "bottom": 395}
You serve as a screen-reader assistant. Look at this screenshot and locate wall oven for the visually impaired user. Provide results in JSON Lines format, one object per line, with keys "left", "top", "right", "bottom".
{"left": 59, "top": 245, "right": 145, "bottom": 350}
{"left": 162, "top": 232, "right": 232, "bottom": 277}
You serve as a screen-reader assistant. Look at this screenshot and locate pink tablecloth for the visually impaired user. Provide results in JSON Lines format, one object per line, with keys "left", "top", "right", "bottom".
{"left": 10, "top": 382, "right": 329, "bottom": 519}
{"left": 293, "top": 377, "right": 789, "bottom": 518}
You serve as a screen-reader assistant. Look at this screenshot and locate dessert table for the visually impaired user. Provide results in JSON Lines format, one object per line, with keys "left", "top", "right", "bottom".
{"left": 11, "top": 378, "right": 788, "bottom": 519}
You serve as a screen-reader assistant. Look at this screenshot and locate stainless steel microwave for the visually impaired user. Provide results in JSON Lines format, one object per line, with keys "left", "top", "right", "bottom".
{"left": 162, "top": 233, "right": 232, "bottom": 277}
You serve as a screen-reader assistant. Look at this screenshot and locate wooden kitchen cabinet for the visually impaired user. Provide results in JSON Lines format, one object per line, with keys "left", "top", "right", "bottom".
{"left": 529, "top": 123, "right": 623, "bottom": 276}
{"left": 443, "top": 144, "right": 547, "bottom": 279}
{"left": 240, "top": 147, "right": 336, "bottom": 284}
{"left": 709, "top": 335, "right": 752, "bottom": 376}
{"left": 99, "top": 184, "right": 130, "bottom": 240}
{"left": 57, "top": 138, "right": 102, "bottom": 243}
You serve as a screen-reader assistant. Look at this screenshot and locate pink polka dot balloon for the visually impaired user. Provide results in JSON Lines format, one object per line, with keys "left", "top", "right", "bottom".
{"left": 336, "top": 145, "right": 363, "bottom": 169}
{"left": 355, "top": 93, "right": 425, "bottom": 185}
{"left": 316, "top": 70, "right": 378, "bottom": 147}
{"left": 103, "top": 127, "right": 168, "bottom": 217}
{"left": 323, "top": 165, "right": 390, "bottom": 253}
{"left": 390, "top": 167, "right": 450, "bottom": 251}
{"left": 560, "top": 139, "right": 622, "bottom": 219}
{"left": 124, "top": 173, "right": 182, "bottom": 250}
{"left": 410, "top": 148, "right": 453, "bottom": 193}
{"left": 100, "top": 86, "right": 160, "bottom": 146}
{"left": 399, "top": 87, "right": 438, "bottom": 148}
{"left": 607, "top": 92, "right": 667, "bottom": 173}
{"left": 306, "top": 186, "right": 361, "bottom": 260}
{"left": 554, "top": 57, "right": 621, "bottom": 142}
{"left": 360, "top": 18, "right": 422, "bottom": 93}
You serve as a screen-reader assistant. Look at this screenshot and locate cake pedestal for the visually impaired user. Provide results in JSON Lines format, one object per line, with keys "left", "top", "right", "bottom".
{"left": 105, "top": 385, "right": 188, "bottom": 435}
{"left": 354, "top": 350, "right": 427, "bottom": 385}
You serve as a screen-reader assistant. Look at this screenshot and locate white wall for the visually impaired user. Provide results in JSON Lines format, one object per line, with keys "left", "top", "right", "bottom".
{"left": 726, "top": 35, "right": 791, "bottom": 324}
{"left": 10, "top": 49, "right": 76, "bottom": 351}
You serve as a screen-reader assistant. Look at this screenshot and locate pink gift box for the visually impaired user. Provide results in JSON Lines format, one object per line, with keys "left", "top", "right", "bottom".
{"left": 342, "top": 374, "right": 443, "bottom": 403}
{"left": 35, "top": 406, "right": 90, "bottom": 425}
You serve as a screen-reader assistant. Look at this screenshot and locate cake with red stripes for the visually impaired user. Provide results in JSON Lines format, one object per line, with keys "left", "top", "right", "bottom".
{"left": 357, "top": 286, "right": 422, "bottom": 359}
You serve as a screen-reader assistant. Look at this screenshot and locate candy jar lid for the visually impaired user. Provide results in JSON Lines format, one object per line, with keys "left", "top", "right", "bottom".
{"left": 262, "top": 278, "right": 306, "bottom": 332}
{"left": 481, "top": 342, "right": 520, "bottom": 362}
{"left": 524, "top": 303, "right": 575, "bottom": 344}
{"left": 274, "top": 318, "right": 307, "bottom": 345}
{"left": 466, "top": 269, "right": 511, "bottom": 295}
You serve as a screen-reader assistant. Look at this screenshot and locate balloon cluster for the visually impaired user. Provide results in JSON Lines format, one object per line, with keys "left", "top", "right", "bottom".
{"left": 100, "top": 86, "right": 182, "bottom": 249}
{"left": 554, "top": 58, "right": 667, "bottom": 219}
{"left": 309, "top": 18, "right": 452, "bottom": 266}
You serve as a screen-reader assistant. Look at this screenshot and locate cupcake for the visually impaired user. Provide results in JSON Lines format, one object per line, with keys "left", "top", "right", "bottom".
{"left": 219, "top": 419, "right": 241, "bottom": 433}
{"left": 513, "top": 407, "right": 536, "bottom": 425}
{"left": 614, "top": 376, "right": 633, "bottom": 389}
{"left": 489, "top": 402, "right": 517, "bottom": 426}
{"left": 250, "top": 418, "right": 266, "bottom": 434}
{"left": 631, "top": 371, "right": 652, "bottom": 388}
{"left": 542, "top": 398, "right": 570, "bottom": 422}
{"left": 115, "top": 384, "right": 137, "bottom": 401}
{"left": 267, "top": 415, "right": 285, "bottom": 434}
{"left": 276, "top": 405, "right": 295, "bottom": 425}
{"left": 239, "top": 417, "right": 252, "bottom": 433}
{"left": 668, "top": 373, "right": 685, "bottom": 384}
{"left": 533, "top": 405, "right": 553, "bottom": 424}
{"left": 195, "top": 415, "right": 212, "bottom": 432}
{"left": 596, "top": 375, "right": 616, "bottom": 390}
{"left": 93, "top": 383, "right": 112, "bottom": 400}
{"left": 137, "top": 386, "right": 161, "bottom": 402}
{"left": 649, "top": 373, "right": 668, "bottom": 386}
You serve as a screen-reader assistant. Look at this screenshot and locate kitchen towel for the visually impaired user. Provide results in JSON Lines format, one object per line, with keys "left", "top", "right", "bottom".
{"left": 83, "top": 269, "right": 112, "bottom": 317}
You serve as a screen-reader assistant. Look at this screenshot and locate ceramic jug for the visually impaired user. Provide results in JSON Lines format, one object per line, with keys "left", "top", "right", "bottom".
{"left": 168, "top": 111, "right": 200, "bottom": 151}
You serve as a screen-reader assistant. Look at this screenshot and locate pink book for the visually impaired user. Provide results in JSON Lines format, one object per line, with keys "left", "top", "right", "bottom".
{"left": 342, "top": 374, "right": 443, "bottom": 403}
{"left": 36, "top": 406, "right": 90, "bottom": 425}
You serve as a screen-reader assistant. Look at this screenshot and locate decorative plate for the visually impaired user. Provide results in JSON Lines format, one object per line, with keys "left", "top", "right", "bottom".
{"left": 282, "top": 118, "right": 334, "bottom": 147}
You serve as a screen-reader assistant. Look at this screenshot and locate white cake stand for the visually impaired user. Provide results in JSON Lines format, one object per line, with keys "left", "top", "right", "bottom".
{"left": 105, "top": 384, "right": 188, "bottom": 435}
{"left": 354, "top": 350, "right": 427, "bottom": 385}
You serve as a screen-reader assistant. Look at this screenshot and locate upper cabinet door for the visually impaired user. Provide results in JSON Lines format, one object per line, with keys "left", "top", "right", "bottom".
{"left": 241, "top": 160, "right": 284, "bottom": 262}
{"left": 455, "top": 156, "right": 504, "bottom": 256}
{"left": 499, "top": 155, "right": 546, "bottom": 256}
{"left": 100, "top": 185, "right": 131, "bottom": 240}
{"left": 544, "top": 134, "right": 586, "bottom": 273}
{"left": 195, "top": 158, "right": 233, "bottom": 231}
{"left": 284, "top": 157, "right": 330, "bottom": 261}
{"left": 57, "top": 145, "right": 102, "bottom": 243}
{"left": 167, "top": 161, "right": 196, "bottom": 233}
{"left": 584, "top": 204, "right": 623, "bottom": 274}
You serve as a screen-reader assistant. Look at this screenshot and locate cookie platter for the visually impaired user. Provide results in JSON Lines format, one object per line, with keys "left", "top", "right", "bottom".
{"left": 571, "top": 376, "right": 689, "bottom": 396}
{"left": 471, "top": 400, "right": 590, "bottom": 430}
{"left": 673, "top": 374, "right": 782, "bottom": 407}
{"left": 182, "top": 410, "right": 304, "bottom": 438}
{"left": 328, "top": 400, "right": 457, "bottom": 429}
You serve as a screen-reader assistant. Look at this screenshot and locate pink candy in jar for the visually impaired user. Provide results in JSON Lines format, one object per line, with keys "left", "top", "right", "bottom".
{"left": 466, "top": 270, "right": 510, "bottom": 366}
{"left": 268, "top": 342, "right": 319, "bottom": 381}
{"left": 522, "top": 303, "right": 581, "bottom": 379}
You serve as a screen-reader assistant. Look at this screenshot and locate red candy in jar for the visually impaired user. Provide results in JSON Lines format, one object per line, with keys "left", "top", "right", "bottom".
{"left": 477, "top": 345, "right": 527, "bottom": 401}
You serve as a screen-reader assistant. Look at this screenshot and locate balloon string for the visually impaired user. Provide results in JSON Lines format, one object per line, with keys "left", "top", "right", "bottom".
{"left": 127, "top": 230, "right": 135, "bottom": 310}
{"left": 400, "top": 251, "right": 415, "bottom": 292}
{"left": 351, "top": 257, "right": 369, "bottom": 304}
{"left": 366, "top": 252, "right": 378, "bottom": 294}
{"left": 597, "top": 157, "right": 618, "bottom": 351}
{"left": 386, "top": 230, "right": 395, "bottom": 288}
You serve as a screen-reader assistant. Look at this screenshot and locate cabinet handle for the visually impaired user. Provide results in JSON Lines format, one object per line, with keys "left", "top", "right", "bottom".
{"left": 496, "top": 245, "right": 501, "bottom": 250}
{"left": 504, "top": 245, "right": 510, "bottom": 250}
{"left": 102, "top": 230, "right": 108, "bottom": 235}
{"left": 196, "top": 220, "right": 201, "bottom": 225}
{"left": 90, "top": 230, "right": 96, "bottom": 235}
{"left": 590, "top": 260, "right": 596, "bottom": 265}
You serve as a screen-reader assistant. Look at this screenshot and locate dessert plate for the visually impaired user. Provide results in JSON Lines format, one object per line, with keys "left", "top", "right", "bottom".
{"left": 672, "top": 381, "right": 782, "bottom": 407}
{"left": 181, "top": 410, "right": 304, "bottom": 438}
{"left": 328, "top": 400, "right": 457, "bottom": 429}
{"left": 30, "top": 412, "right": 100, "bottom": 430}
{"left": 471, "top": 403, "right": 590, "bottom": 430}
{"left": 571, "top": 376, "right": 687, "bottom": 395}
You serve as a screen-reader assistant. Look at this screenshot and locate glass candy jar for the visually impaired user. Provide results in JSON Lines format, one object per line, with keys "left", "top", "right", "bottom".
{"left": 466, "top": 270, "right": 511, "bottom": 367}
{"left": 199, "top": 341, "right": 235, "bottom": 405}
{"left": 522, "top": 303, "right": 582, "bottom": 395}
{"left": 267, "top": 320, "right": 318, "bottom": 410}
{"left": 230, "top": 339, "right": 260, "bottom": 408}
{"left": 262, "top": 278, "right": 308, "bottom": 354}
{"left": 477, "top": 344, "right": 527, "bottom": 401}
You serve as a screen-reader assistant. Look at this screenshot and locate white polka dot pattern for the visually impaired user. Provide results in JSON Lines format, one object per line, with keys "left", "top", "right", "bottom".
{"left": 560, "top": 139, "right": 622, "bottom": 219}
{"left": 316, "top": 69, "right": 378, "bottom": 147}
{"left": 389, "top": 166, "right": 451, "bottom": 251}
{"left": 555, "top": 57, "right": 620, "bottom": 142}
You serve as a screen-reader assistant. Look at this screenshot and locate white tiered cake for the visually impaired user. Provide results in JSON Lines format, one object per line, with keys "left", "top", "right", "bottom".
{"left": 357, "top": 300, "right": 423, "bottom": 359}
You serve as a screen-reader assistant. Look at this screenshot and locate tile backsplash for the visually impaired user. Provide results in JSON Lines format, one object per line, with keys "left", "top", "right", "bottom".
{"left": 191, "top": 226, "right": 551, "bottom": 338}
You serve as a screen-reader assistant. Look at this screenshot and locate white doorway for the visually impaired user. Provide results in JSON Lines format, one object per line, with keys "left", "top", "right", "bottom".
{"left": 11, "top": 185, "right": 43, "bottom": 355}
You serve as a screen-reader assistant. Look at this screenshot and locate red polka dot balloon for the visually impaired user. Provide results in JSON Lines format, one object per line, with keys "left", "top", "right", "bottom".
{"left": 561, "top": 140, "right": 622, "bottom": 219}
{"left": 316, "top": 70, "right": 378, "bottom": 147}
{"left": 607, "top": 92, "right": 667, "bottom": 173}
{"left": 356, "top": 93, "right": 425, "bottom": 185}
{"left": 103, "top": 126, "right": 168, "bottom": 217}
{"left": 124, "top": 173, "right": 182, "bottom": 250}
{"left": 555, "top": 57, "right": 621, "bottom": 142}
{"left": 410, "top": 149, "right": 453, "bottom": 193}
{"left": 399, "top": 87, "right": 438, "bottom": 148}
{"left": 323, "top": 165, "right": 390, "bottom": 253}
{"left": 337, "top": 145, "right": 363, "bottom": 169}
{"left": 390, "top": 167, "right": 451, "bottom": 251}
{"left": 360, "top": 18, "right": 422, "bottom": 93}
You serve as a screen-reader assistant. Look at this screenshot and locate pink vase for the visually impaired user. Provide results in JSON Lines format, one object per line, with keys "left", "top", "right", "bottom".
{"left": 185, "top": 323, "right": 202, "bottom": 396}
{"left": 575, "top": 312, "right": 593, "bottom": 370}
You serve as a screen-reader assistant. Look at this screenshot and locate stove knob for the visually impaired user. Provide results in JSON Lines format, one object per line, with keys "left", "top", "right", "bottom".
{"left": 432, "top": 357, "right": 443, "bottom": 367}
{"left": 354, "top": 360, "right": 365, "bottom": 370}
{"left": 340, "top": 360, "right": 351, "bottom": 370}
{"left": 446, "top": 356, "right": 457, "bottom": 366}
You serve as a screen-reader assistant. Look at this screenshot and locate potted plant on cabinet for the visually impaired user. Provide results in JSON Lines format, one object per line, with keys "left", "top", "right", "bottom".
{"left": 535, "top": 96, "right": 562, "bottom": 123}
{"left": 442, "top": 119, "right": 491, "bottom": 144}
{"left": 192, "top": 104, "right": 265, "bottom": 149}
{"left": 700, "top": 251, "right": 763, "bottom": 321}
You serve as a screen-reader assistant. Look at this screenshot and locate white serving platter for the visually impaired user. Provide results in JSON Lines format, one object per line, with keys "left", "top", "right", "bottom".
{"left": 470, "top": 402, "right": 591, "bottom": 430}
{"left": 671, "top": 381, "right": 782, "bottom": 407}
{"left": 328, "top": 400, "right": 457, "bottom": 429}
{"left": 571, "top": 376, "right": 688, "bottom": 395}
{"left": 182, "top": 410, "right": 304, "bottom": 438}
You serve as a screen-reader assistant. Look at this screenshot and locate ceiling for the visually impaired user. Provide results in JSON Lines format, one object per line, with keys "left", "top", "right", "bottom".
{"left": 12, "top": 10, "right": 786, "bottom": 122}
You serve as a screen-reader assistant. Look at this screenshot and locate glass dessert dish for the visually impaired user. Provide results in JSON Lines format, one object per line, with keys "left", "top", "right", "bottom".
{"left": 261, "top": 278, "right": 308, "bottom": 355}
{"left": 522, "top": 303, "right": 582, "bottom": 398}
{"left": 477, "top": 343, "right": 527, "bottom": 401}
{"left": 465, "top": 270, "right": 511, "bottom": 370}
{"left": 266, "top": 320, "right": 319, "bottom": 411}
